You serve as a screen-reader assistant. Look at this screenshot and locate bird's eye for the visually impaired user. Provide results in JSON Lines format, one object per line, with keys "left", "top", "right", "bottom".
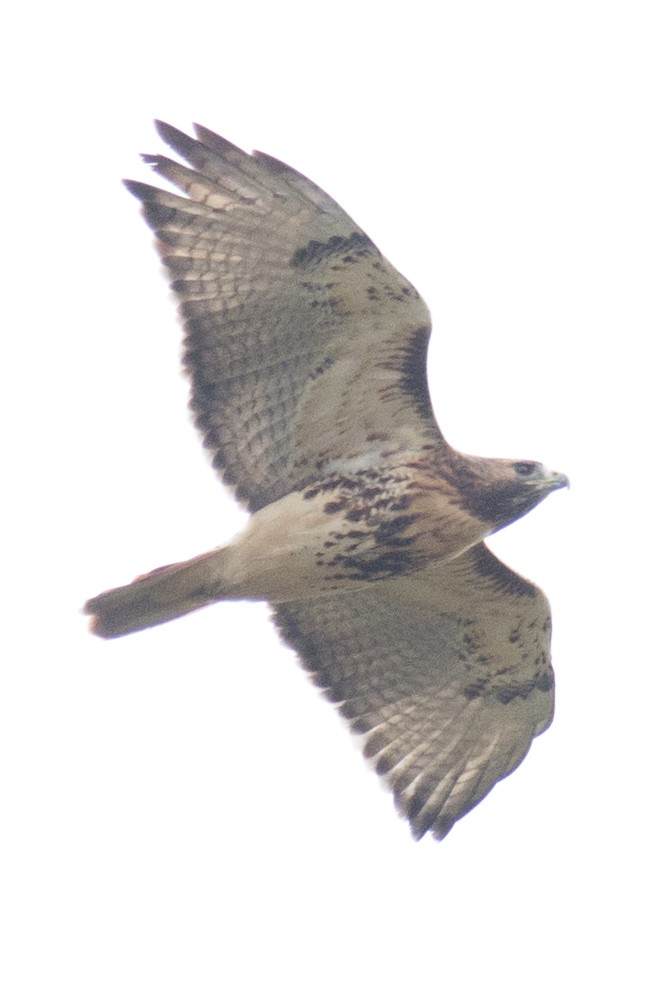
{"left": 514, "top": 462, "right": 537, "bottom": 477}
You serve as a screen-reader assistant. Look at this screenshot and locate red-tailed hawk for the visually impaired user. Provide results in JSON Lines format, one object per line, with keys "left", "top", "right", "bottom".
{"left": 85, "top": 122, "right": 567, "bottom": 839}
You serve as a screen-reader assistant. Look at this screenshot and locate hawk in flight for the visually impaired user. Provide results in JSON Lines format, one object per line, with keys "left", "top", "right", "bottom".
{"left": 86, "top": 122, "right": 567, "bottom": 839}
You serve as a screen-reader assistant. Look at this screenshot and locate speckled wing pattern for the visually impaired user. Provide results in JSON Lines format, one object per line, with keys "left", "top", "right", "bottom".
{"left": 275, "top": 544, "right": 554, "bottom": 839}
{"left": 127, "top": 122, "right": 442, "bottom": 511}
{"left": 125, "top": 123, "right": 557, "bottom": 838}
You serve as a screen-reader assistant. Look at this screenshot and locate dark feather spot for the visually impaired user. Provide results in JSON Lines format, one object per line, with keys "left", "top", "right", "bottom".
{"left": 463, "top": 682, "right": 486, "bottom": 699}
{"left": 290, "top": 232, "right": 374, "bottom": 268}
{"left": 324, "top": 500, "right": 346, "bottom": 514}
{"left": 309, "top": 356, "right": 335, "bottom": 380}
{"left": 330, "top": 550, "right": 419, "bottom": 581}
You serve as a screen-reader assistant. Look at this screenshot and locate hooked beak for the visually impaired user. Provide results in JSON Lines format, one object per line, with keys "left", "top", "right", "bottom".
{"left": 544, "top": 469, "right": 570, "bottom": 491}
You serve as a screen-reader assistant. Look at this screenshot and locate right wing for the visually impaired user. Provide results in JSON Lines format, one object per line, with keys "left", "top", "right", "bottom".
{"left": 274, "top": 544, "right": 555, "bottom": 839}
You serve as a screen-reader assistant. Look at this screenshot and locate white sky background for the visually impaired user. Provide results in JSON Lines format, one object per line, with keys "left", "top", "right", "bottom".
{"left": 3, "top": 2, "right": 654, "bottom": 980}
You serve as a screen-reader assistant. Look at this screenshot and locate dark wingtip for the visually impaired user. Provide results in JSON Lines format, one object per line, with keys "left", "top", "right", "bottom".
{"left": 154, "top": 119, "right": 190, "bottom": 149}
{"left": 408, "top": 813, "right": 454, "bottom": 841}
{"left": 123, "top": 178, "right": 157, "bottom": 201}
{"left": 155, "top": 119, "right": 218, "bottom": 167}
{"left": 192, "top": 122, "right": 245, "bottom": 158}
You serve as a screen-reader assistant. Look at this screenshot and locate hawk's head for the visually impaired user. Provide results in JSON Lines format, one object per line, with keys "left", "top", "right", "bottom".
{"left": 454, "top": 456, "right": 569, "bottom": 533}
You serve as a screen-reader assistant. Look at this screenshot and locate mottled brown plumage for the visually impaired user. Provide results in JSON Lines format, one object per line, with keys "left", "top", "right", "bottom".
{"left": 85, "top": 122, "right": 567, "bottom": 838}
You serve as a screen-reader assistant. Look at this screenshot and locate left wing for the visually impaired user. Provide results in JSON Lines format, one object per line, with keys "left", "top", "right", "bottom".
{"left": 274, "top": 544, "right": 554, "bottom": 839}
{"left": 125, "top": 122, "right": 442, "bottom": 511}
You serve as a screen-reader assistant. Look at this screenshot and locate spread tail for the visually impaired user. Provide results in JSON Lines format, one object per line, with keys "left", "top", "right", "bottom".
{"left": 84, "top": 548, "right": 227, "bottom": 638}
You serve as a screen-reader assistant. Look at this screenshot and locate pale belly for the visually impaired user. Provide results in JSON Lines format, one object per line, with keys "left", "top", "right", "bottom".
{"left": 220, "top": 470, "right": 487, "bottom": 603}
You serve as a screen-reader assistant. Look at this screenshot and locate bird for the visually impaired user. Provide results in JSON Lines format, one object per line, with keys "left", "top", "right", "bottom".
{"left": 85, "top": 121, "right": 568, "bottom": 840}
